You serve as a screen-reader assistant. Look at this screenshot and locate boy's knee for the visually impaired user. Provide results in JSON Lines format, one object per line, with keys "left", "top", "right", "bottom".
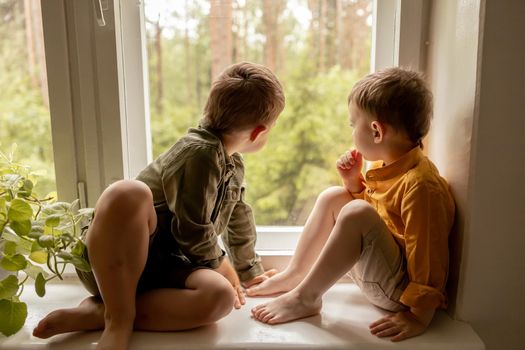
{"left": 318, "top": 186, "right": 348, "bottom": 203}
{"left": 201, "top": 281, "right": 235, "bottom": 323}
{"left": 338, "top": 199, "right": 379, "bottom": 227}
{"left": 98, "top": 180, "right": 152, "bottom": 215}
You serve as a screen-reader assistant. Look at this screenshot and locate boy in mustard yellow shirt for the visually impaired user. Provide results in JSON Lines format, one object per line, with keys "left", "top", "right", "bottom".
{"left": 249, "top": 67, "right": 455, "bottom": 342}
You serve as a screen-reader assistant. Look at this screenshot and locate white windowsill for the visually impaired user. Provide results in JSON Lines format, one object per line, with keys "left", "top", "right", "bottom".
{"left": 0, "top": 279, "right": 485, "bottom": 350}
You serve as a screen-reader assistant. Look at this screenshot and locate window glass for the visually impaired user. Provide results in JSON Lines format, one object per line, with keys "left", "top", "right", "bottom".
{"left": 145, "top": 0, "right": 372, "bottom": 225}
{"left": 0, "top": 0, "right": 56, "bottom": 195}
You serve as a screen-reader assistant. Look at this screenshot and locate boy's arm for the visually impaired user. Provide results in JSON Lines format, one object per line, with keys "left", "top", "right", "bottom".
{"left": 162, "top": 147, "right": 224, "bottom": 268}
{"left": 336, "top": 149, "right": 365, "bottom": 194}
{"left": 220, "top": 154, "right": 265, "bottom": 283}
{"left": 398, "top": 182, "right": 453, "bottom": 310}
{"left": 221, "top": 184, "right": 265, "bottom": 283}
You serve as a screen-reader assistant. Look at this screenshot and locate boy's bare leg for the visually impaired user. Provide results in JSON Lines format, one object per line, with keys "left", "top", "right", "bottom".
{"left": 247, "top": 186, "right": 353, "bottom": 296}
{"left": 133, "top": 269, "right": 235, "bottom": 330}
{"left": 251, "top": 200, "right": 379, "bottom": 324}
{"left": 34, "top": 180, "right": 156, "bottom": 350}
{"left": 33, "top": 269, "right": 235, "bottom": 337}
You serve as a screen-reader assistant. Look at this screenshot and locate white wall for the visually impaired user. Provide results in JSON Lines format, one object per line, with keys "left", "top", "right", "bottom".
{"left": 426, "top": 1, "right": 525, "bottom": 349}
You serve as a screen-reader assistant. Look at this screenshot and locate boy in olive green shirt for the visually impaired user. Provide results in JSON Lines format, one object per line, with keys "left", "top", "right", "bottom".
{"left": 33, "top": 62, "right": 284, "bottom": 350}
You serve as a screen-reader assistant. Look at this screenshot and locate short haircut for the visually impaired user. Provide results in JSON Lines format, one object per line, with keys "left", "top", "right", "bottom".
{"left": 201, "top": 62, "right": 285, "bottom": 133}
{"left": 348, "top": 67, "right": 433, "bottom": 147}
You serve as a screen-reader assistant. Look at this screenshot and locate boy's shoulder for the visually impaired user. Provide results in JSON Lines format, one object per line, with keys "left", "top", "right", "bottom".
{"left": 403, "top": 155, "right": 452, "bottom": 197}
{"left": 159, "top": 127, "right": 227, "bottom": 168}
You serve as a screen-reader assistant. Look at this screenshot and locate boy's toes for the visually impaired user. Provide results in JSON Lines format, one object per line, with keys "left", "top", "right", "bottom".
{"left": 261, "top": 312, "right": 274, "bottom": 323}
{"left": 251, "top": 303, "right": 266, "bottom": 314}
{"left": 246, "top": 286, "right": 260, "bottom": 296}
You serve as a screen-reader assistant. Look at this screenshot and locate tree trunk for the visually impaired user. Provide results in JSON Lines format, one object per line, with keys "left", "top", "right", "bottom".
{"left": 262, "top": 0, "right": 285, "bottom": 73}
{"left": 209, "top": 0, "right": 233, "bottom": 81}
{"left": 308, "top": 0, "right": 319, "bottom": 72}
{"left": 342, "top": 0, "right": 371, "bottom": 73}
{"left": 24, "top": 0, "right": 37, "bottom": 89}
{"left": 24, "top": 0, "right": 49, "bottom": 108}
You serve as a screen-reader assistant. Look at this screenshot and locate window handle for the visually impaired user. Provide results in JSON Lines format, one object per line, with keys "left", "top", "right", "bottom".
{"left": 93, "top": 0, "right": 107, "bottom": 27}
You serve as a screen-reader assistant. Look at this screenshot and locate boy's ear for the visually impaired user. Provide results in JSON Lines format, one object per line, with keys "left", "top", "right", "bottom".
{"left": 250, "top": 125, "right": 267, "bottom": 141}
{"left": 370, "top": 121, "right": 385, "bottom": 143}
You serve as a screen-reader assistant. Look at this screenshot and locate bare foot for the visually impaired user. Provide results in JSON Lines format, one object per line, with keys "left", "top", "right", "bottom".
{"left": 96, "top": 325, "right": 133, "bottom": 350}
{"left": 250, "top": 290, "right": 322, "bottom": 324}
{"left": 33, "top": 296, "right": 105, "bottom": 339}
{"left": 246, "top": 270, "right": 304, "bottom": 296}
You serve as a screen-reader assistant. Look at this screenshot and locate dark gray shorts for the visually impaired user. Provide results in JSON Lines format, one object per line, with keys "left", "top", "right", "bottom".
{"left": 76, "top": 211, "right": 209, "bottom": 296}
{"left": 76, "top": 248, "right": 206, "bottom": 297}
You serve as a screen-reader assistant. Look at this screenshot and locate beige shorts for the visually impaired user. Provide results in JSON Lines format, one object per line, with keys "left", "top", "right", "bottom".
{"left": 347, "top": 220, "right": 409, "bottom": 312}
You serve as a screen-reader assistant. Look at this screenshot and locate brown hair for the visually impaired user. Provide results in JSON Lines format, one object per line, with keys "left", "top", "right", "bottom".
{"left": 348, "top": 67, "right": 433, "bottom": 147}
{"left": 201, "top": 62, "right": 285, "bottom": 133}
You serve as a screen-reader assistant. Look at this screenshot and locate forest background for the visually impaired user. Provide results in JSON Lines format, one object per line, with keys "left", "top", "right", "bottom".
{"left": 0, "top": 0, "right": 371, "bottom": 226}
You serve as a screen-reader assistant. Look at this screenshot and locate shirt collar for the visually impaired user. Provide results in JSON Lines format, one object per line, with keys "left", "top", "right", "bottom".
{"left": 365, "top": 147, "right": 423, "bottom": 181}
{"left": 192, "top": 125, "right": 235, "bottom": 171}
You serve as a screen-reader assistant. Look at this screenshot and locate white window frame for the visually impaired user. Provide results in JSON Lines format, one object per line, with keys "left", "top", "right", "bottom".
{"left": 42, "top": 0, "right": 428, "bottom": 256}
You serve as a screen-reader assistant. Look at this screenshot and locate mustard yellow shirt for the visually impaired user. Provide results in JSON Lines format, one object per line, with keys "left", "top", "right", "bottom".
{"left": 353, "top": 147, "right": 455, "bottom": 309}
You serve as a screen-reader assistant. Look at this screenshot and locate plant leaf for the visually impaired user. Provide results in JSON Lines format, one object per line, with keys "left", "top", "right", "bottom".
{"left": 37, "top": 235, "right": 55, "bottom": 248}
{"left": 19, "top": 179, "right": 33, "bottom": 198}
{"left": 0, "top": 196, "right": 6, "bottom": 214}
{"left": 0, "top": 299, "right": 27, "bottom": 336}
{"left": 78, "top": 207, "right": 95, "bottom": 217}
{"left": 35, "top": 273, "right": 46, "bottom": 297}
{"left": 0, "top": 254, "right": 28, "bottom": 271}
{"left": 7, "top": 199, "right": 33, "bottom": 221}
{"left": 10, "top": 219, "right": 31, "bottom": 236}
{"left": 45, "top": 214, "right": 61, "bottom": 228}
{"left": 0, "top": 275, "right": 19, "bottom": 299}
{"left": 1, "top": 227, "right": 20, "bottom": 243}
{"left": 71, "top": 240, "right": 86, "bottom": 257}
{"left": 70, "top": 255, "right": 91, "bottom": 272}
{"left": 29, "top": 250, "right": 48, "bottom": 264}
{"left": 3, "top": 241, "right": 17, "bottom": 255}
{"left": 14, "top": 237, "right": 32, "bottom": 256}
{"left": 57, "top": 251, "right": 73, "bottom": 260}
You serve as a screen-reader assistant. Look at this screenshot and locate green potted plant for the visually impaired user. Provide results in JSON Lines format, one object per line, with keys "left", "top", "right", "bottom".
{"left": 0, "top": 146, "right": 93, "bottom": 336}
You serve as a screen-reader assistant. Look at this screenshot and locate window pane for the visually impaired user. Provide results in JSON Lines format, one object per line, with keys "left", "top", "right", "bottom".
{"left": 0, "top": 0, "right": 56, "bottom": 195}
{"left": 145, "top": 0, "right": 372, "bottom": 225}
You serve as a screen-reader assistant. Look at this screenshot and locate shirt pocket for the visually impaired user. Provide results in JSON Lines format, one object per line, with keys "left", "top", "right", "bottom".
{"left": 216, "top": 185, "right": 242, "bottom": 233}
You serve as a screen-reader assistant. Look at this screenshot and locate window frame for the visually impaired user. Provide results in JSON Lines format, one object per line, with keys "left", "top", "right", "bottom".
{"left": 42, "top": 0, "right": 428, "bottom": 252}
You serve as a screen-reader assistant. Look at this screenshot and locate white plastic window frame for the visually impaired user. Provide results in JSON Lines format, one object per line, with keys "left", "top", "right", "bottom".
{"left": 42, "top": 0, "right": 426, "bottom": 253}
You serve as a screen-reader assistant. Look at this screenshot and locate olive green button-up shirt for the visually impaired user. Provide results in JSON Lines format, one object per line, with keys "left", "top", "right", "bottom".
{"left": 136, "top": 126, "right": 263, "bottom": 282}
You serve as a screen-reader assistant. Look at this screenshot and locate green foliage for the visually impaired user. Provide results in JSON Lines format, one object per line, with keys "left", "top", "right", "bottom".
{"left": 146, "top": 1, "right": 364, "bottom": 225}
{"left": 244, "top": 65, "right": 357, "bottom": 224}
{"left": 0, "top": 147, "right": 93, "bottom": 336}
{"left": 0, "top": 0, "right": 56, "bottom": 196}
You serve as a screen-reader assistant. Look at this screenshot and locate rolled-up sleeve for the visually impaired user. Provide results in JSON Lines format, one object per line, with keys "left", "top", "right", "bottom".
{"left": 399, "top": 183, "right": 452, "bottom": 309}
{"left": 161, "top": 147, "right": 224, "bottom": 268}
{"left": 222, "top": 186, "right": 263, "bottom": 282}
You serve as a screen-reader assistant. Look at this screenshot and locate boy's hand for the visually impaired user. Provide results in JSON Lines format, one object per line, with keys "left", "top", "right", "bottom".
{"left": 215, "top": 258, "right": 245, "bottom": 309}
{"left": 336, "top": 149, "right": 364, "bottom": 193}
{"left": 369, "top": 308, "right": 434, "bottom": 342}
{"left": 242, "top": 269, "right": 278, "bottom": 288}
